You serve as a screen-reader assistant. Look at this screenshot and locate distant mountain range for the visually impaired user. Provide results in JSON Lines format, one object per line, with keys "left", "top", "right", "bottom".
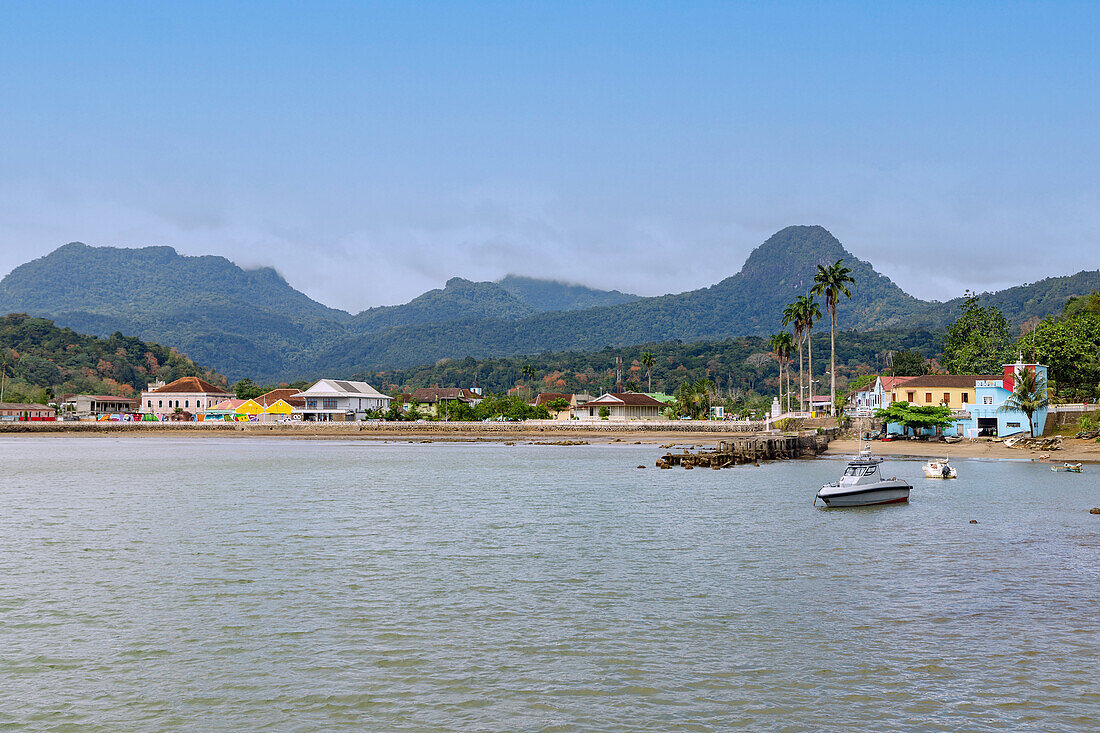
{"left": 2, "top": 226, "right": 1098, "bottom": 380}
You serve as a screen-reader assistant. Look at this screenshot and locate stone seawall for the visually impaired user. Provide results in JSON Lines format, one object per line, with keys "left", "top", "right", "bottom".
{"left": 0, "top": 420, "right": 766, "bottom": 437}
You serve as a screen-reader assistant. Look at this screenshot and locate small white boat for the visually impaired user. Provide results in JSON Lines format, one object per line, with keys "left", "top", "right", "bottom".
{"left": 922, "top": 458, "right": 957, "bottom": 479}
{"left": 816, "top": 448, "right": 911, "bottom": 507}
{"left": 1051, "top": 463, "right": 1083, "bottom": 473}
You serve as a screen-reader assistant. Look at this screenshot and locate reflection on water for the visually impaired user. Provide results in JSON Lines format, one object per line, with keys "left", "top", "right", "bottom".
{"left": 1, "top": 437, "right": 1098, "bottom": 731}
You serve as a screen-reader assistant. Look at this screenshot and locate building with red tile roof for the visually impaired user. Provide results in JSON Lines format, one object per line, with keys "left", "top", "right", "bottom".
{"left": 140, "top": 376, "right": 232, "bottom": 416}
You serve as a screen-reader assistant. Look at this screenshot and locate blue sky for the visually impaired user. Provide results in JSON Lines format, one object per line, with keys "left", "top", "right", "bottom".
{"left": 2, "top": 1, "right": 1098, "bottom": 311}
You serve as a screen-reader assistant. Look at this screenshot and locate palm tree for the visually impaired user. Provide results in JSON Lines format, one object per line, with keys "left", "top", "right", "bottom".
{"left": 640, "top": 352, "right": 655, "bottom": 393}
{"left": 811, "top": 259, "right": 855, "bottom": 416}
{"left": 796, "top": 294, "right": 822, "bottom": 414}
{"left": 769, "top": 332, "right": 794, "bottom": 413}
{"left": 521, "top": 364, "right": 536, "bottom": 384}
{"left": 999, "top": 367, "right": 1049, "bottom": 437}
{"left": 781, "top": 301, "right": 805, "bottom": 412}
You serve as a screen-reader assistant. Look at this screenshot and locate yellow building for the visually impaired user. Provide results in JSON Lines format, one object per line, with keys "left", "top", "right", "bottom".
{"left": 260, "top": 399, "right": 295, "bottom": 420}
{"left": 890, "top": 374, "right": 1000, "bottom": 409}
{"left": 237, "top": 399, "right": 266, "bottom": 416}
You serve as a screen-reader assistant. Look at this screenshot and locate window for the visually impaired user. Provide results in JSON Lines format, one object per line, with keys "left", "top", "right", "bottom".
{"left": 147, "top": 400, "right": 152, "bottom": 407}
{"left": 943, "top": 393, "right": 950, "bottom": 405}
{"left": 1007, "top": 422, "right": 1021, "bottom": 428}
{"left": 323, "top": 398, "right": 338, "bottom": 410}
{"left": 983, "top": 396, "right": 993, "bottom": 405}
{"left": 907, "top": 391, "right": 915, "bottom": 402}
{"left": 185, "top": 400, "right": 189, "bottom": 408}
{"left": 962, "top": 392, "right": 969, "bottom": 404}
{"left": 925, "top": 393, "right": 933, "bottom": 403}
{"left": 307, "top": 399, "right": 317, "bottom": 409}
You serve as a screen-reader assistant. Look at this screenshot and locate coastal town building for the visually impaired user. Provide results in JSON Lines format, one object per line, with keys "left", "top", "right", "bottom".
{"left": 888, "top": 374, "right": 997, "bottom": 410}
{"left": 141, "top": 377, "right": 233, "bottom": 415}
{"left": 884, "top": 362, "right": 1050, "bottom": 438}
{"left": 62, "top": 394, "right": 140, "bottom": 418}
{"left": 256, "top": 388, "right": 305, "bottom": 409}
{"left": 530, "top": 392, "right": 593, "bottom": 420}
{"left": 0, "top": 402, "right": 55, "bottom": 421}
{"left": 849, "top": 375, "right": 918, "bottom": 415}
{"left": 573, "top": 392, "right": 665, "bottom": 420}
{"left": 409, "top": 387, "right": 483, "bottom": 418}
{"left": 296, "top": 379, "right": 391, "bottom": 421}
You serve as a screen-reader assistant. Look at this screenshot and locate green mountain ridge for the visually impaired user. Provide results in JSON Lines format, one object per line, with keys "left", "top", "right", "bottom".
{"left": 0, "top": 312, "right": 218, "bottom": 403}
{"left": 2, "top": 227, "right": 1098, "bottom": 380}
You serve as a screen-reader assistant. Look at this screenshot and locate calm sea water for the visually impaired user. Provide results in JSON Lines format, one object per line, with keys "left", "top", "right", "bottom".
{"left": 1, "top": 437, "right": 1098, "bottom": 731}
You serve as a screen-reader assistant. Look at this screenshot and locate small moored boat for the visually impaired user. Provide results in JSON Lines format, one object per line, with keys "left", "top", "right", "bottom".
{"left": 816, "top": 448, "right": 912, "bottom": 507}
{"left": 922, "top": 458, "right": 957, "bottom": 479}
{"left": 1051, "top": 463, "right": 1083, "bottom": 473}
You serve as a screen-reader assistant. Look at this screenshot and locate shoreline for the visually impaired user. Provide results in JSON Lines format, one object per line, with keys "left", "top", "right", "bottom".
{"left": 0, "top": 421, "right": 768, "bottom": 445}
{"left": 826, "top": 438, "right": 1100, "bottom": 463}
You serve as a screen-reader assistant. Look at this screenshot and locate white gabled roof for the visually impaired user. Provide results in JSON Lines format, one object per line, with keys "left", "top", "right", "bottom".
{"left": 299, "top": 379, "right": 390, "bottom": 399}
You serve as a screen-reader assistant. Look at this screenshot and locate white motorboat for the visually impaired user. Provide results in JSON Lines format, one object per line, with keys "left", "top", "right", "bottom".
{"left": 922, "top": 458, "right": 957, "bottom": 479}
{"left": 816, "top": 448, "right": 911, "bottom": 507}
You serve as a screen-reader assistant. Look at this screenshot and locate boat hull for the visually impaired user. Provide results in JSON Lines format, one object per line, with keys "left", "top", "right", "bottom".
{"left": 816, "top": 481, "right": 911, "bottom": 507}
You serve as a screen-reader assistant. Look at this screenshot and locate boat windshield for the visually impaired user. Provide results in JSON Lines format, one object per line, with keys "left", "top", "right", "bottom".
{"left": 844, "top": 465, "right": 877, "bottom": 477}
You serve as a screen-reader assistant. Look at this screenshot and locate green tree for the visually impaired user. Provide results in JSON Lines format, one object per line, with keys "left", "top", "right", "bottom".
{"left": 598, "top": 406, "right": 610, "bottom": 419}
{"left": 874, "top": 401, "right": 954, "bottom": 436}
{"left": 811, "top": 259, "right": 855, "bottom": 416}
{"left": 640, "top": 351, "right": 655, "bottom": 392}
{"left": 999, "top": 367, "right": 1049, "bottom": 437}
{"left": 782, "top": 297, "right": 816, "bottom": 412}
{"left": 232, "top": 378, "right": 264, "bottom": 399}
{"left": 521, "top": 364, "right": 537, "bottom": 384}
{"left": 942, "top": 292, "right": 1013, "bottom": 375}
{"left": 674, "top": 378, "right": 714, "bottom": 419}
{"left": 1018, "top": 313, "right": 1100, "bottom": 399}
{"left": 793, "top": 295, "right": 822, "bottom": 412}
{"left": 768, "top": 332, "right": 794, "bottom": 413}
{"left": 890, "top": 349, "right": 927, "bottom": 376}
{"left": 546, "top": 397, "right": 570, "bottom": 412}
{"left": 1062, "top": 289, "right": 1100, "bottom": 318}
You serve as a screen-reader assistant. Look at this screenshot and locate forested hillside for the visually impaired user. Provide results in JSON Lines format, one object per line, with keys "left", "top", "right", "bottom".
{"left": 497, "top": 275, "right": 639, "bottom": 312}
{"left": 908, "top": 271, "right": 1100, "bottom": 328}
{"left": 353, "top": 328, "right": 941, "bottom": 399}
{"left": 2, "top": 228, "right": 1097, "bottom": 380}
{"left": 0, "top": 313, "right": 219, "bottom": 404}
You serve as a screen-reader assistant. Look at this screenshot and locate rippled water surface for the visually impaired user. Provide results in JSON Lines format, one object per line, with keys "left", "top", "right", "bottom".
{"left": 1, "top": 437, "right": 1098, "bottom": 731}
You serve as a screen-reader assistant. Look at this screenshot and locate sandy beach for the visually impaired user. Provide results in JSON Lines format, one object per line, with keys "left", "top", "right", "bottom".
{"left": 826, "top": 437, "right": 1100, "bottom": 463}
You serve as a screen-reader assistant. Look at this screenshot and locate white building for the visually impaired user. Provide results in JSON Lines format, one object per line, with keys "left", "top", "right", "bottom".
{"left": 141, "top": 377, "right": 234, "bottom": 416}
{"left": 573, "top": 392, "right": 665, "bottom": 420}
{"left": 63, "top": 394, "right": 140, "bottom": 418}
{"left": 296, "top": 379, "right": 392, "bottom": 421}
{"left": 847, "top": 376, "right": 918, "bottom": 416}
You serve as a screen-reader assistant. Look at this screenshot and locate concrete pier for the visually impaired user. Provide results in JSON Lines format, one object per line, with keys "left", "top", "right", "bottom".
{"left": 656, "top": 430, "right": 835, "bottom": 469}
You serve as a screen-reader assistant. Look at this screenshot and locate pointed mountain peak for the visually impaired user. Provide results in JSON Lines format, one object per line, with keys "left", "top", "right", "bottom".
{"left": 739, "top": 225, "right": 850, "bottom": 278}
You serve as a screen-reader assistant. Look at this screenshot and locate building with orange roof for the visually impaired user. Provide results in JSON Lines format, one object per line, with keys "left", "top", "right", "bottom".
{"left": 140, "top": 376, "right": 233, "bottom": 416}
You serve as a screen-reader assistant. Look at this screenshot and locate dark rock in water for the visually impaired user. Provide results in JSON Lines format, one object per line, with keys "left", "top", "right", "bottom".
{"left": 969, "top": 519, "right": 978, "bottom": 524}
{"left": 1090, "top": 507, "right": 1100, "bottom": 515}
{"left": 637, "top": 465, "right": 646, "bottom": 469}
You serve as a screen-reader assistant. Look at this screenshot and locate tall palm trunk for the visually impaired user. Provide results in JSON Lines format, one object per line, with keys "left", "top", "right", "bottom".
{"left": 829, "top": 307, "right": 837, "bottom": 417}
{"left": 797, "top": 337, "right": 804, "bottom": 412}
{"left": 807, "top": 326, "right": 814, "bottom": 414}
{"left": 786, "top": 360, "right": 791, "bottom": 412}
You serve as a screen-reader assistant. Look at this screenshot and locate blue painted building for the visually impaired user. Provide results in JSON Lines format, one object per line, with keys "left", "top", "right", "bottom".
{"left": 885, "top": 362, "right": 1048, "bottom": 438}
